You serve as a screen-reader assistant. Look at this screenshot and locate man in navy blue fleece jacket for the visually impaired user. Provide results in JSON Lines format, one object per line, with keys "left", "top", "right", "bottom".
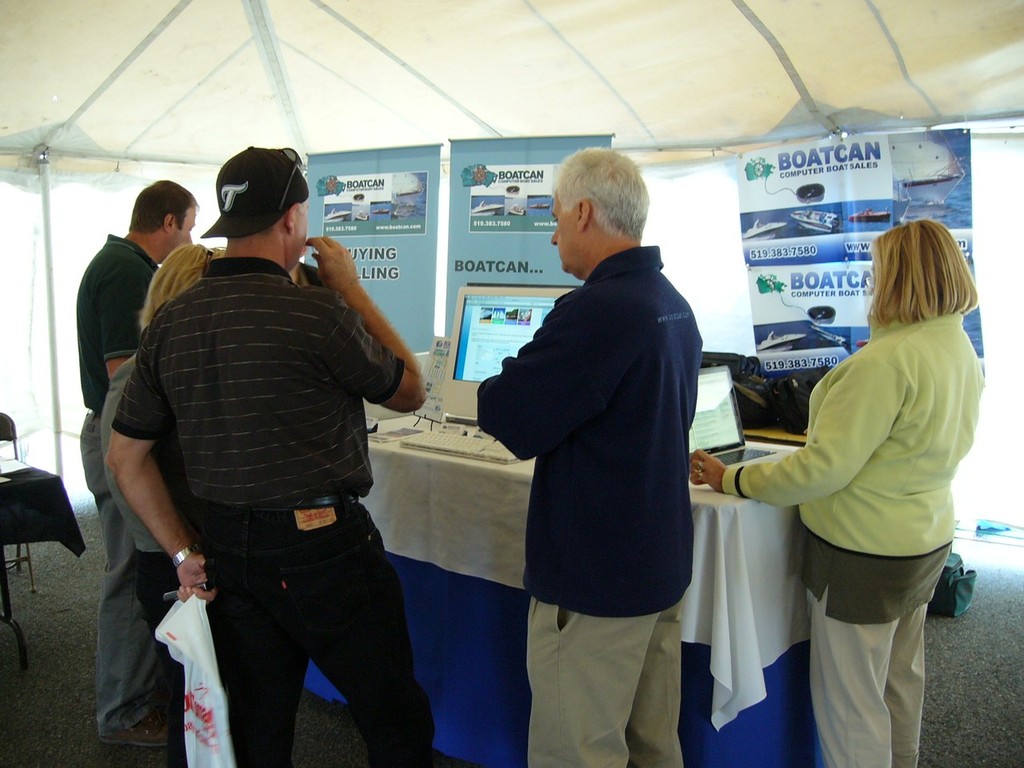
{"left": 478, "top": 147, "right": 702, "bottom": 767}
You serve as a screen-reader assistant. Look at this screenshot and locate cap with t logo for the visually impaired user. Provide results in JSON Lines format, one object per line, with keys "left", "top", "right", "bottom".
{"left": 202, "top": 146, "right": 308, "bottom": 238}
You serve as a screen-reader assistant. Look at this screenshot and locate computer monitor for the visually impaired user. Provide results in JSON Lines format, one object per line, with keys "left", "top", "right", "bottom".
{"left": 442, "top": 283, "right": 574, "bottom": 424}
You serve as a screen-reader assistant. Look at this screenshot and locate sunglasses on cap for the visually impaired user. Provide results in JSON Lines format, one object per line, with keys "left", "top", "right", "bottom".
{"left": 278, "top": 147, "right": 306, "bottom": 212}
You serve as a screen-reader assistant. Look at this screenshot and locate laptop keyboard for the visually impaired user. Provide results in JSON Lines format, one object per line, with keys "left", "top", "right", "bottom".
{"left": 716, "top": 447, "right": 773, "bottom": 466}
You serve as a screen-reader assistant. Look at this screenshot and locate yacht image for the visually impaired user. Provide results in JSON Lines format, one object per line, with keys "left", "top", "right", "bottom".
{"left": 811, "top": 324, "right": 849, "bottom": 349}
{"left": 393, "top": 173, "right": 423, "bottom": 198}
{"left": 757, "top": 331, "right": 806, "bottom": 352}
{"left": 507, "top": 204, "right": 526, "bottom": 216}
{"left": 354, "top": 210, "right": 369, "bottom": 222}
{"left": 324, "top": 208, "right": 351, "bottom": 221}
{"left": 742, "top": 219, "right": 787, "bottom": 240}
{"left": 790, "top": 209, "right": 840, "bottom": 233}
{"left": 890, "top": 134, "right": 965, "bottom": 205}
{"left": 847, "top": 208, "right": 891, "bottom": 223}
{"left": 528, "top": 202, "right": 550, "bottom": 210}
{"left": 471, "top": 201, "right": 503, "bottom": 215}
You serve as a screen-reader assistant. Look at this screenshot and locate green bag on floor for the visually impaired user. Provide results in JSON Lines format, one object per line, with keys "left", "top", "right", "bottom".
{"left": 928, "top": 552, "right": 977, "bottom": 617}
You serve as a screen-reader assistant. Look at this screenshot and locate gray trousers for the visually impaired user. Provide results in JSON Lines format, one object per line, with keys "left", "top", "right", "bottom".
{"left": 81, "top": 411, "right": 161, "bottom": 735}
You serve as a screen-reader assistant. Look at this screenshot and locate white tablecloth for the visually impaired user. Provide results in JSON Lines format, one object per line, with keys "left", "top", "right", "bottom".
{"left": 364, "top": 420, "right": 810, "bottom": 729}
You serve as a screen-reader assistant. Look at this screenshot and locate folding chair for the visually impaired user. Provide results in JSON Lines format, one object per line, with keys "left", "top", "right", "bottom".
{"left": 1, "top": 412, "right": 36, "bottom": 592}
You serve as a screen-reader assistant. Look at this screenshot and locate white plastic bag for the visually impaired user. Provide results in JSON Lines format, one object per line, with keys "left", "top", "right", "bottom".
{"left": 156, "top": 595, "right": 238, "bottom": 768}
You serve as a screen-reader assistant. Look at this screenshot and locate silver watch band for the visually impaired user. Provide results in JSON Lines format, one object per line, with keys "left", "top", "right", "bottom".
{"left": 172, "top": 544, "right": 200, "bottom": 567}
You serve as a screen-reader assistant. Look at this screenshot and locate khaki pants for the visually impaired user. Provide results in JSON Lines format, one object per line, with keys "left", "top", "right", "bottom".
{"left": 809, "top": 588, "right": 926, "bottom": 768}
{"left": 526, "top": 597, "right": 684, "bottom": 768}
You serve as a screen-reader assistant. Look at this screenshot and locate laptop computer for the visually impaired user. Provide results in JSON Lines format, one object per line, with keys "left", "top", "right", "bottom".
{"left": 689, "top": 365, "right": 780, "bottom": 466}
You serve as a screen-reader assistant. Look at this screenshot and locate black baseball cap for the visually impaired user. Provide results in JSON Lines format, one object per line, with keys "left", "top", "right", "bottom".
{"left": 203, "top": 147, "right": 309, "bottom": 238}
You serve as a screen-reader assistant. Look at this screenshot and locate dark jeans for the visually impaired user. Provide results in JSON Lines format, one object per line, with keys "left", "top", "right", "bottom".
{"left": 201, "top": 500, "right": 435, "bottom": 768}
{"left": 135, "top": 550, "right": 187, "bottom": 768}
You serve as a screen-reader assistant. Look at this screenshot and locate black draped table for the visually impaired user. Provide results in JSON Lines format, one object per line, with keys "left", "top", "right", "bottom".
{"left": 1, "top": 464, "right": 86, "bottom": 669}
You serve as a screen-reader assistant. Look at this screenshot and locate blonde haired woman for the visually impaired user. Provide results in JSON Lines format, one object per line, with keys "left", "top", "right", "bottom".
{"left": 691, "top": 219, "right": 983, "bottom": 768}
{"left": 101, "top": 243, "right": 220, "bottom": 768}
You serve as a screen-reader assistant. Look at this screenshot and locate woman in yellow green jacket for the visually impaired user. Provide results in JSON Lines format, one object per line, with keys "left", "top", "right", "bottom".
{"left": 691, "top": 219, "right": 983, "bottom": 768}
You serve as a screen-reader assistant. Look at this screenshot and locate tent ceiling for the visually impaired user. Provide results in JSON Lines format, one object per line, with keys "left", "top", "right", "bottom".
{"left": 2, "top": 0, "right": 1023, "bottom": 171}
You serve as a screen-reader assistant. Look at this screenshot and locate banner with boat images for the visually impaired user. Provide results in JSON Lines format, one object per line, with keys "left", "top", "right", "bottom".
{"left": 463, "top": 164, "right": 559, "bottom": 234}
{"left": 445, "top": 135, "right": 611, "bottom": 333}
{"left": 308, "top": 144, "right": 441, "bottom": 352}
{"left": 736, "top": 129, "right": 982, "bottom": 375}
{"left": 317, "top": 171, "right": 430, "bottom": 237}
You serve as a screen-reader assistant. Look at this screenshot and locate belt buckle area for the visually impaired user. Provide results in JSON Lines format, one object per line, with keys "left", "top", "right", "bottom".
{"left": 304, "top": 494, "right": 344, "bottom": 509}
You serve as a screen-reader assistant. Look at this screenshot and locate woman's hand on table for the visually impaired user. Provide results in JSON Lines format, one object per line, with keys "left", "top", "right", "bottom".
{"left": 690, "top": 449, "right": 727, "bottom": 493}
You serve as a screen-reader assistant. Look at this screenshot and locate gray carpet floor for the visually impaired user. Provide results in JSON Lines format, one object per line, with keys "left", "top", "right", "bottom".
{"left": 1, "top": 499, "right": 1021, "bottom": 767}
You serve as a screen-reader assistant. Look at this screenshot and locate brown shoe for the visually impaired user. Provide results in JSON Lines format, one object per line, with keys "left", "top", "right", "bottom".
{"left": 99, "top": 708, "right": 168, "bottom": 748}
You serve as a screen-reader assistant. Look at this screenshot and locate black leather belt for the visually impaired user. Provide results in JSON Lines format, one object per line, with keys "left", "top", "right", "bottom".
{"left": 251, "top": 494, "right": 357, "bottom": 513}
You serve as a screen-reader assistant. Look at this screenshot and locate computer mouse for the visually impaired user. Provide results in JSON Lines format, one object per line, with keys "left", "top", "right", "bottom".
{"left": 808, "top": 305, "right": 835, "bottom": 324}
{"left": 796, "top": 184, "right": 825, "bottom": 203}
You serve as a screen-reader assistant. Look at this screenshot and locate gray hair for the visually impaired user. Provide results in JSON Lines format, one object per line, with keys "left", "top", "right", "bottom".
{"left": 554, "top": 148, "right": 649, "bottom": 240}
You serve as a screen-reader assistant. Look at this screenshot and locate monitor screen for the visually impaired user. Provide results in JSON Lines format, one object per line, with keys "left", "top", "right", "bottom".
{"left": 441, "top": 284, "right": 574, "bottom": 423}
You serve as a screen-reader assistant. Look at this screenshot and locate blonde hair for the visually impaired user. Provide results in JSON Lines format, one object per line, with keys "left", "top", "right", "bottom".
{"left": 140, "top": 244, "right": 221, "bottom": 329}
{"left": 869, "top": 219, "right": 978, "bottom": 326}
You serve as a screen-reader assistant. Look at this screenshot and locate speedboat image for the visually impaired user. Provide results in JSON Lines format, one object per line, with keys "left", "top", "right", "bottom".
{"left": 507, "top": 204, "right": 526, "bottom": 216}
{"left": 742, "top": 219, "right": 787, "bottom": 240}
{"left": 890, "top": 134, "right": 965, "bottom": 205}
{"left": 393, "top": 173, "right": 423, "bottom": 198}
{"left": 757, "top": 331, "right": 807, "bottom": 351}
{"left": 848, "top": 208, "right": 891, "bottom": 223}
{"left": 790, "top": 209, "right": 840, "bottom": 233}
{"left": 528, "top": 202, "right": 550, "bottom": 210}
{"left": 324, "top": 208, "right": 351, "bottom": 221}
{"left": 811, "top": 324, "right": 849, "bottom": 349}
{"left": 354, "top": 210, "right": 369, "bottom": 221}
{"left": 471, "top": 201, "right": 503, "bottom": 215}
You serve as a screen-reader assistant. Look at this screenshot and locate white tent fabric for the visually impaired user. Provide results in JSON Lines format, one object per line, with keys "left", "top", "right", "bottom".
{"left": 2, "top": 0, "right": 1023, "bottom": 170}
{"left": 1, "top": 1, "right": 1022, "bottom": 529}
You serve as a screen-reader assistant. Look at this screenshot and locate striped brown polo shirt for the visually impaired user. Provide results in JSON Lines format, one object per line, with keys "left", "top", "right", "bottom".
{"left": 113, "top": 257, "right": 403, "bottom": 507}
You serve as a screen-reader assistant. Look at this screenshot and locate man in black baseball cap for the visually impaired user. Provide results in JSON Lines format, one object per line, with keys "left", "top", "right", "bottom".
{"left": 203, "top": 147, "right": 308, "bottom": 238}
{"left": 109, "top": 147, "right": 434, "bottom": 766}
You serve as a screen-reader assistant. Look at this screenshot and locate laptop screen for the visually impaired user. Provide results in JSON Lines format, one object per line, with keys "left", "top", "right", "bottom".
{"left": 688, "top": 366, "right": 746, "bottom": 454}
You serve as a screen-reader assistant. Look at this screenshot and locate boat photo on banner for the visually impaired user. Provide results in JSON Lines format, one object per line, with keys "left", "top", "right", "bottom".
{"left": 735, "top": 129, "right": 982, "bottom": 376}
{"left": 444, "top": 135, "right": 610, "bottom": 331}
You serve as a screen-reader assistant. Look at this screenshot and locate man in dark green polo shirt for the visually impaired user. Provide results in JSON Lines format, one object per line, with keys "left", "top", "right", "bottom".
{"left": 76, "top": 179, "right": 197, "bottom": 748}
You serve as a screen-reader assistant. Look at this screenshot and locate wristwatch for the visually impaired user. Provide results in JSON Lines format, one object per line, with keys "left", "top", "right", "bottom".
{"left": 172, "top": 544, "right": 201, "bottom": 567}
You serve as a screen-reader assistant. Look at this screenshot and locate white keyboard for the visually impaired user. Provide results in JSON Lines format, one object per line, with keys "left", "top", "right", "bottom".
{"left": 400, "top": 431, "right": 520, "bottom": 464}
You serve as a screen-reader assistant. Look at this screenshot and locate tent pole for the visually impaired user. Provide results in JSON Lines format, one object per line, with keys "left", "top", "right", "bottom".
{"left": 36, "top": 147, "right": 64, "bottom": 477}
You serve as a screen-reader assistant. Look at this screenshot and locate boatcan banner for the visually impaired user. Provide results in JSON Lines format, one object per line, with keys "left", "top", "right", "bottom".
{"left": 736, "top": 129, "right": 982, "bottom": 373}
{"left": 446, "top": 135, "right": 611, "bottom": 333}
{"left": 318, "top": 171, "right": 429, "bottom": 237}
{"left": 463, "top": 164, "right": 557, "bottom": 233}
{"left": 308, "top": 145, "right": 441, "bottom": 352}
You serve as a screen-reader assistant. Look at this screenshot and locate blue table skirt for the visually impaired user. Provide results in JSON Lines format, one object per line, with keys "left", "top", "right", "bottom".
{"left": 305, "top": 553, "right": 822, "bottom": 768}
